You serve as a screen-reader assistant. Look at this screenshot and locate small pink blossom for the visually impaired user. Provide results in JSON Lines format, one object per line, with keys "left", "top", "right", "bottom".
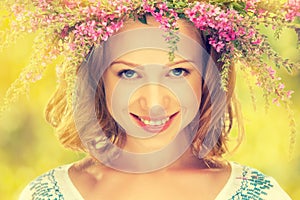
{"left": 11, "top": 4, "right": 23, "bottom": 14}
{"left": 252, "top": 38, "right": 262, "bottom": 45}
{"left": 115, "top": 4, "right": 129, "bottom": 16}
{"left": 267, "top": 67, "right": 276, "bottom": 79}
{"left": 61, "top": 25, "right": 69, "bottom": 38}
{"left": 286, "top": 90, "right": 294, "bottom": 98}
{"left": 272, "top": 98, "right": 280, "bottom": 106}
{"left": 36, "top": 0, "right": 52, "bottom": 11}
{"left": 144, "top": 2, "right": 179, "bottom": 31}
{"left": 245, "top": 0, "right": 260, "bottom": 12}
{"left": 158, "top": 2, "right": 168, "bottom": 10}
{"left": 209, "top": 38, "right": 225, "bottom": 52}
{"left": 63, "top": 0, "right": 80, "bottom": 9}
{"left": 185, "top": 2, "right": 245, "bottom": 52}
{"left": 278, "top": 83, "right": 285, "bottom": 90}
{"left": 256, "top": 81, "right": 262, "bottom": 87}
{"left": 25, "top": 72, "right": 42, "bottom": 82}
{"left": 284, "top": 0, "right": 300, "bottom": 21}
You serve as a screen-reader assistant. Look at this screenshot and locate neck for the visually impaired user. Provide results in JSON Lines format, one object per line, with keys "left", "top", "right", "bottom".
{"left": 162, "top": 147, "right": 207, "bottom": 170}
{"left": 86, "top": 129, "right": 227, "bottom": 173}
{"left": 85, "top": 147, "right": 221, "bottom": 174}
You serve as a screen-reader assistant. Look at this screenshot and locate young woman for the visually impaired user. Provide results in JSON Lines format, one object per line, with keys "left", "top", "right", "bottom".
{"left": 1, "top": 0, "right": 298, "bottom": 199}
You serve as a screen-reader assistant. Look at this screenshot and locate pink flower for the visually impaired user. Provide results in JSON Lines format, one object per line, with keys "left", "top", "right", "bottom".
{"left": 109, "top": 21, "right": 124, "bottom": 33}
{"left": 25, "top": 71, "right": 42, "bottom": 82}
{"left": 284, "top": 0, "right": 300, "bottom": 21}
{"left": 116, "top": 4, "right": 129, "bottom": 16}
{"left": 185, "top": 2, "right": 244, "bottom": 52}
{"left": 252, "top": 38, "right": 262, "bottom": 45}
{"left": 247, "top": 28, "right": 256, "bottom": 39}
{"left": 11, "top": 4, "right": 24, "bottom": 16}
{"left": 272, "top": 98, "right": 280, "bottom": 106}
{"left": 61, "top": 25, "right": 69, "bottom": 38}
{"left": 185, "top": 8, "right": 196, "bottom": 19}
{"left": 245, "top": 0, "right": 260, "bottom": 11}
{"left": 267, "top": 67, "right": 276, "bottom": 79}
{"left": 145, "top": 2, "right": 178, "bottom": 31}
{"left": 237, "top": 27, "right": 246, "bottom": 35}
{"left": 101, "top": 32, "right": 109, "bottom": 41}
{"left": 278, "top": 83, "right": 285, "bottom": 90}
{"left": 69, "top": 43, "right": 76, "bottom": 51}
{"left": 37, "top": 0, "right": 52, "bottom": 11}
{"left": 256, "top": 81, "right": 262, "bottom": 87}
{"left": 158, "top": 2, "right": 168, "bottom": 10}
{"left": 209, "top": 38, "right": 225, "bottom": 52}
{"left": 62, "top": 0, "right": 80, "bottom": 9}
{"left": 287, "top": 90, "right": 294, "bottom": 98}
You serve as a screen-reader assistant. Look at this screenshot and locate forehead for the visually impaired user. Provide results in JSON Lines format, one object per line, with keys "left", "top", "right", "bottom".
{"left": 110, "top": 48, "right": 164, "bottom": 65}
{"left": 102, "top": 27, "right": 206, "bottom": 69}
{"left": 112, "top": 49, "right": 184, "bottom": 64}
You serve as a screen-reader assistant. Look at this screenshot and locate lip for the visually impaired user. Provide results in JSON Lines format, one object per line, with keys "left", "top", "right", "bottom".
{"left": 130, "top": 112, "right": 179, "bottom": 133}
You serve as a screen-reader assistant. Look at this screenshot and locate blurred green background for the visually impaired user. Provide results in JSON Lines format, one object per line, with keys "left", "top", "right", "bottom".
{"left": 0, "top": 14, "right": 300, "bottom": 200}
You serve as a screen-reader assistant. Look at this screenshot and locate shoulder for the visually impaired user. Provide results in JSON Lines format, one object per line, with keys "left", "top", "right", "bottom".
{"left": 19, "top": 164, "right": 77, "bottom": 200}
{"left": 219, "top": 162, "right": 291, "bottom": 200}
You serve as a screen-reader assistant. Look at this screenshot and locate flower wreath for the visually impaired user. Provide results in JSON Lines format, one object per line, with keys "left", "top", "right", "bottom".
{"left": 0, "top": 0, "right": 299, "bottom": 154}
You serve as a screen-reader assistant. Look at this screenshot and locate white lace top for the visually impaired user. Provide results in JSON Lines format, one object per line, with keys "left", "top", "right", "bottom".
{"left": 19, "top": 162, "right": 292, "bottom": 200}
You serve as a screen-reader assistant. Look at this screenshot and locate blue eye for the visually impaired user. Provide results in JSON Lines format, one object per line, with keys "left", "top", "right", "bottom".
{"left": 168, "top": 68, "right": 189, "bottom": 77}
{"left": 118, "top": 69, "right": 138, "bottom": 79}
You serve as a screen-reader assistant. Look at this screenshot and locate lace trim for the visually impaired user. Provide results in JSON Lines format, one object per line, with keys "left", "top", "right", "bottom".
{"left": 29, "top": 168, "right": 64, "bottom": 200}
{"left": 229, "top": 165, "right": 274, "bottom": 199}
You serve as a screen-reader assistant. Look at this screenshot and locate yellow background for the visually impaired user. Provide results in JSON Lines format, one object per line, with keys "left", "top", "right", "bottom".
{"left": 0, "top": 14, "right": 300, "bottom": 200}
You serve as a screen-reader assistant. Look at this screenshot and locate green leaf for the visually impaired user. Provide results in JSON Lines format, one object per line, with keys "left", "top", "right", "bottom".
{"left": 138, "top": 15, "right": 147, "bottom": 24}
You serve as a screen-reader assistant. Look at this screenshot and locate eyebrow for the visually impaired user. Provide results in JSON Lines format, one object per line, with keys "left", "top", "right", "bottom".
{"left": 110, "top": 61, "right": 140, "bottom": 68}
{"left": 110, "top": 59, "right": 194, "bottom": 68}
{"left": 166, "top": 60, "right": 194, "bottom": 67}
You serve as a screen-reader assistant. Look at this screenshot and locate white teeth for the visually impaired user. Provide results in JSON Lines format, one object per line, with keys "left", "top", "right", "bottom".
{"left": 149, "top": 121, "right": 156, "bottom": 125}
{"left": 140, "top": 117, "right": 170, "bottom": 126}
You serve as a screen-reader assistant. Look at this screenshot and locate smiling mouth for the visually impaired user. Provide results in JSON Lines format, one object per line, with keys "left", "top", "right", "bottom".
{"left": 130, "top": 112, "right": 179, "bottom": 133}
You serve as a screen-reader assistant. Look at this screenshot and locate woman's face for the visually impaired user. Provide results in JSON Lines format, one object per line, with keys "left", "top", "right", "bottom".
{"left": 102, "top": 18, "right": 203, "bottom": 153}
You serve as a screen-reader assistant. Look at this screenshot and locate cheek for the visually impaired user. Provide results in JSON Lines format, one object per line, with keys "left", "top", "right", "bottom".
{"left": 177, "top": 75, "right": 202, "bottom": 109}
{"left": 103, "top": 77, "right": 137, "bottom": 118}
{"left": 162, "top": 77, "right": 201, "bottom": 120}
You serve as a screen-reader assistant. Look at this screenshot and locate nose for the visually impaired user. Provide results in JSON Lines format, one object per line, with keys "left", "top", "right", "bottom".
{"left": 130, "top": 84, "right": 176, "bottom": 116}
{"left": 139, "top": 84, "right": 170, "bottom": 108}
